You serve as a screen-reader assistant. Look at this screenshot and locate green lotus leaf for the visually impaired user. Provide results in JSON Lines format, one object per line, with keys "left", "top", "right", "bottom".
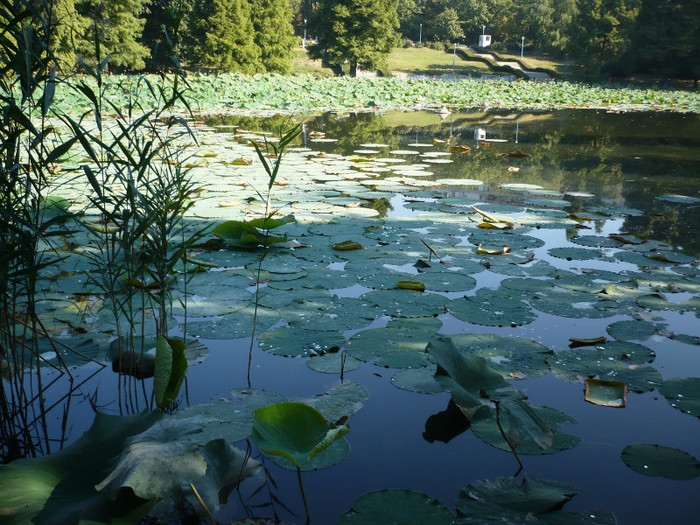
{"left": 391, "top": 367, "right": 444, "bottom": 394}
{"left": 427, "top": 336, "right": 509, "bottom": 417}
{"left": 584, "top": 379, "right": 627, "bottom": 408}
{"left": 258, "top": 326, "right": 345, "bottom": 357}
{"left": 252, "top": 402, "right": 349, "bottom": 468}
{"left": 302, "top": 380, "right": 369, "bottom": 422}
{"left": 659, "top": 377, "right": 700, "bottom": 418}
{"left": 306, "top": 352, "right": 363, "bottom": 374}
{"left": 0, "top": 411, "right": 162, "bottom": 525}
{"left": 548, "top": 247, "right": 603, "bottom": 261}
{"left": 184, "top": 440, "right": 261, "bottom": 516}
{"left": 154, "top": 336, "right": 188, "bottom": 409}
{"left": 548, "top": 341, "right": 662, "bottom": 392}
{"left": 471, "top": 400, "right": 580, "bottom": 455}
{"left": 247, "top": 214, "right": 295, "bottom": 230}
{"left": 338, "top": 489, "right": 454, "bottom": 525}
{"left": 173, "top": 389, "right": 287, "bottom": 445}
{"left": 606, "top": 319, "right": 659, "bottom": 342}
{"left": 621, "top": 444, "right": 700, "bottom": 480}
{"left": 344, "top": 317, "right": 441, "bottom": 368}
{"left": 450, "top": 332, "right": 553, "bottom": 379}
{"left": 448, "top": 289, "right": 537, "bottom": 327}
{"left": 454, "top": 474, "right": 615, "bottom": 524}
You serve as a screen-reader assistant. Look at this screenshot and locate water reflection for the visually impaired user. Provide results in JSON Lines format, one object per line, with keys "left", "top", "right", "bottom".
{"left": 207, "top": 109, "right": 700, "bottom": 254}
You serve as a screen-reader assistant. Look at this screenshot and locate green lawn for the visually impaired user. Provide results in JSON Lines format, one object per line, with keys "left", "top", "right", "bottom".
{"left": 290, "top": 47, "right": 334, "bottom": 76}
{"left": 386, "top": 47, "right": 492, "bottom": 77}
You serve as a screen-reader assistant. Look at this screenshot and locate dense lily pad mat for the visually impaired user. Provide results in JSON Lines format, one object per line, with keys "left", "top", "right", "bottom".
{"left": 52, "top": 74, "right": 700, "bottom": 114}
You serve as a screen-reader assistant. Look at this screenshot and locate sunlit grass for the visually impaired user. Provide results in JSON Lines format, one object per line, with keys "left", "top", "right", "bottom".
{"left": 387, "top": 46, "right": 492, "bottom": 77}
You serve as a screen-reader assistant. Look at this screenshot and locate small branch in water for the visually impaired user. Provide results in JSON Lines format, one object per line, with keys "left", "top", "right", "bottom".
{"left": 421, "top": 238, "right": 445, "bottom": 263}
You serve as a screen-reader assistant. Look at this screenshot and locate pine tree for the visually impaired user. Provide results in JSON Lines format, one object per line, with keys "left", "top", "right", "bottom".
{"left": 74, "top": 0, "right": 150, "bottom": 70}
{"left": 310, "top": 0, "right": 399, "bottom": 76}
{"left": 184, "top": 0, "right": 259, "bottom": 72}
{"left": 250, "top": 0, "right": 295, "bottom": 73}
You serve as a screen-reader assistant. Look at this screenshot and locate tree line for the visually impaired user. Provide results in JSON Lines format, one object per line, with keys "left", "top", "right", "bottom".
{"left": 12, "top": 0, "right": 699, "bottom": 82}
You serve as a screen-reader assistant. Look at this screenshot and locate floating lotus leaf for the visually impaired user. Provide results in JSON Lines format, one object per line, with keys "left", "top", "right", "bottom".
{"left": 584, "top": 379, "right": 627, "bottom": 408}
{"left": 500, "top": 277, "right": 555, "bottom": 294}
{"left": 659, "top": 377, "right": 700, "bottom": 417}
{"left": 448, "top": 288, "right": 537, "bottom": 327}
{"left": 621, "top": 444, "right": 700, "bottom": 480}
{"left": 258, "top": 326, "right": 345, "bottom": 357}
{"left": 173, "top": 389, "right": 287, "bottom": 445}
{"left": 359, "top": 288, "right": 446, "bottom": 317}
{"left": 471, "top": 401, "right": 580, "bottom": 455}
{"left": 186, "top": 306, "right": 281, "bottom": 339}
{"left": 501, "top": 183, "right": 543, "bottom": 191}
{"left": 391, "top": 367, "right": 444, "bottom": 394}
{"left": 302, "top": 380, "right": 369, "bottom": 422}
{"left": 436, "top": 178, "right": 483, "bottom": 186}
{"left": 548, "top": 247, "right": 603, "bottom": 261}
{"left": 530, "top": 289, "right": 621, "bottom": 319}
{"left": 518, "top": 210, "right": 579, "bottom": 229}
{"left": 454, "top": 475, "right": 615, "bottom": 524}
{"left": 655, "top": 194, "right": 700, "bottom": 204}
{"left": 450, "top": 332, "right": 553, "bottom": 379}
{"left": 468, "top": 231, "right": 544, "bottom": 251}
{"left": 306, "top": 351, "right": 362, "bottom": 373}
{"left": 571, "top": 235, "right": 623, "bottom": 248}
{"left": 548, "top": 341, "right": 662, "bottom": 392}
{"left": 338, "top": 489, "right": 454, "bottom": 525}
{"left": 606, "top": 319, "right": 659, "bottom": 341}
{"left": 589, "top": 206, "right": 643, "bottom": 217}
{"left": 615, "top": 250, "right": 675, "bottom": 268}
{"left": 282, "top": 295, "right": 377, "bottom": 331}
{"left": 344, "top": 317, "right": 441, "bottom": 368}
{"left": 672, "top": 334, "right": 700, "bottom": 346}
{"left": 416, "top": 271, "right": 478, "bottom": 292}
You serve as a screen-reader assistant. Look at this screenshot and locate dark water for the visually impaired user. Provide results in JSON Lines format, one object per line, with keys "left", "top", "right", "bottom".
{"left": 7, "top": 109, "right": 700, "bottom": 525}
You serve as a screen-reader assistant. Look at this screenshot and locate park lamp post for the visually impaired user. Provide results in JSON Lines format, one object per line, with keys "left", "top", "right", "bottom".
{"left": 452, "top": 43, "right": 457, "bottom": 77}
{"left": 419, "top": 23, "right": 422, "bottom": 44}
{"left": 302, "top": 19, "right": 307, "bottom": 49}
{"left": 521, "top": 36, "right": 524, "bottom": 60}
{"left": 483, "top": 25, "right": 485, "bottom": 35}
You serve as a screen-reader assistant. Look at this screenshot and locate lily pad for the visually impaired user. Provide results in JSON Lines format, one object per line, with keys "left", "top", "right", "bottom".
{"left": 621, "top": 444, "right": 700, "bottom": 480}
{"left": 584, "top": 379, "right": 627, "bottom": 408}
{"left": 659, "top": 377, "right": 700, "bottom": 418}
{"left": 258, "top": 327, "right": 345, "bottom": 357}
{"left": 471, "top": 401, "right": 580, "bottom": 455}
{"left": 306, "top": 352, "right": 363, "bottom": 374}
{"left": 338, "top": 489, "right": 454, "bottom": 525}
{"left": 448, "top": 289, "right": 537, "bottom": 327}
{"left": 391, "top": 368, "right": 444, "bottom": 394}
{"left": 548, "top": 247, "right": 603, "bottom": 261}
{"left": 454, "top": 475, "right": 615, "bottom": 524}
{"left": 606, "top": 320, "right": 659, "bottom": 342}
{"left": 344, "top": 317, "right": 441, "bottom": 368}
{"left": 303, "top": 380, "right": 370, "bottom": 422}
{"left": 450, "top": 332, "right": 553, "bottom": 379}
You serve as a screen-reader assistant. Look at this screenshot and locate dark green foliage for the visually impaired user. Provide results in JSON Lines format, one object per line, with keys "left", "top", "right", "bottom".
{"left": 250, "top": 0, "right": 296, "bottom": 73}
{"left": 184, "top": 0, "right": 259, "bottom": 72}
{"left": 309, "top": 0, "right": 400, "bottom": 76}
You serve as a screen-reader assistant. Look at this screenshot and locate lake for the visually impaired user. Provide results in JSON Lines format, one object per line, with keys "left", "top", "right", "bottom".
{"left": 3, "top": 108, "right": 699, "bottom": 524}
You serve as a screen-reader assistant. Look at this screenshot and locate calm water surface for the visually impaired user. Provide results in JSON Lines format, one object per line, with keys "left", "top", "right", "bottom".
{"left": 11, "top": 109, "right": 700, "bottom": 525}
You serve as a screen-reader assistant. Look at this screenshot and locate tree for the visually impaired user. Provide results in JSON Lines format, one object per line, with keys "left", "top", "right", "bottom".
{"left": 627, "top": 0, "right": 700, "bottom": 83}
{"left": 431, "top": 7, "right": 464, "bottom": 42}
{"left": 309, "top": 0, "right": 399, "bottom": 76}
{"left": 565, "top": 0, "right": 640, "bottom": 79}
{"left": 250, "top": 0, "right": 295, "bottom": 73}
{"left": 184, "top": 0, "right": 259, "bottom": 72}
{"left": 141, "top": 0, "right": 194, "bottom": 69}
{"left": 74, "top": 0, "right": 150, "bottom": 70}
